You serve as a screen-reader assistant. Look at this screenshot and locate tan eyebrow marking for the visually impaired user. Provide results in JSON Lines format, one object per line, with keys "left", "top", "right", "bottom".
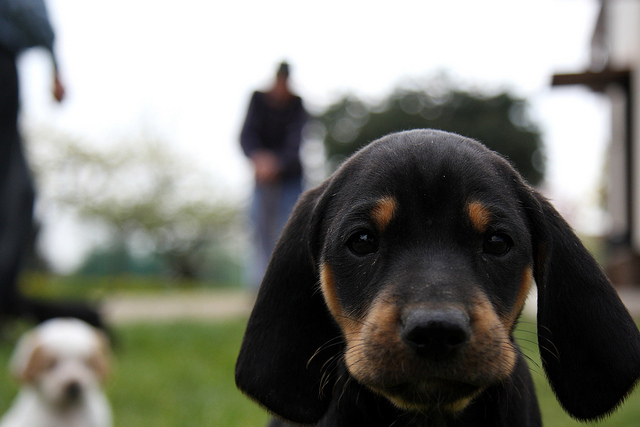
{"left": 467, "top": 201, "right": 491, "bottom": 233}
{"left": 371, "top": 196, "right": 398, "bottom": 232}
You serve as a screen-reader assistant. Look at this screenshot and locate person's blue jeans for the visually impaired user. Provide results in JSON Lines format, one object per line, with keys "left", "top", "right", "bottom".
{"left": 249, "top": 178, "right": 302, "bottom": 291}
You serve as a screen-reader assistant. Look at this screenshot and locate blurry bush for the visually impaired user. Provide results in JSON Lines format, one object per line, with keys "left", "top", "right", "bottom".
{"left": 26, "top": 127, "right": 243, "bottom": 284}
{"left": 311, "top": 75, "right": 545, "bottom": 186}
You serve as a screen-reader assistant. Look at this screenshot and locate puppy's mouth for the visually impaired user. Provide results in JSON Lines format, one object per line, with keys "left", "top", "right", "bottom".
{"left": 62, "top": 382, "right": 83, "bottom": 404}
{"left": 342, "top": 300, "right": 517, "bottom": 413}
{"left": 369, "top": 378, "right": 483, "bottom": 412}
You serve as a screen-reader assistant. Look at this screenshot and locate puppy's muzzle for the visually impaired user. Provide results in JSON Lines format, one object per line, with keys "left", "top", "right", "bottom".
{"left": 402, "top": 308, "right": 471, "bottom": 361}
{"left": 64, "top": 381, "right": 83, "bottom": 401}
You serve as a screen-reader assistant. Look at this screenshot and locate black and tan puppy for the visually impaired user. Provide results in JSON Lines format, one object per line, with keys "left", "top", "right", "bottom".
{"left": 236, "top": 129, "right": 640, "bottom": 426}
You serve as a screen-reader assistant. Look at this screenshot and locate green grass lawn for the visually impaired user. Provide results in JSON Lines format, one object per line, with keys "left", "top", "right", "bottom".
{"left": 0, "top": 315, "right": 639, "bottom": 426}
{"left": 0, "top": 319, "right": 270, "bottom": 427}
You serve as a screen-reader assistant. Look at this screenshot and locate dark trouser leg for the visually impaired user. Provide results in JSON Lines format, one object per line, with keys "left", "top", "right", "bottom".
{"left": 0, "top": 47, "right": 34, "bottom": 318}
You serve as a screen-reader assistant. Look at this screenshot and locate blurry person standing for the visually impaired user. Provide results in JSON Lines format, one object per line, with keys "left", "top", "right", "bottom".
{"left": 0, "top": 1, "right": 106, "bottom": 330}
{"left": 240, "top": 61, "right": 307, "bottom": 291}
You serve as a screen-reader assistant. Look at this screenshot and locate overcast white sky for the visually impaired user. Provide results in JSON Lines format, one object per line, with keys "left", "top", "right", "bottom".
{"left": 17, "top": 0, "right": 609, "bottom": 271}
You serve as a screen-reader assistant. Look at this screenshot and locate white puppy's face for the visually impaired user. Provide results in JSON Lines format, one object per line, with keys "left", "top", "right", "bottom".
{"left": 11, "top": 318, "right": 110, "bottom": 407}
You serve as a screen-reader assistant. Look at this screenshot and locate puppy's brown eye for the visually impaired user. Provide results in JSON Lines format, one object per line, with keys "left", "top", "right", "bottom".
{"left": 347, "top": 231, "right": 379, "bottom": 256}
{"left": 45, "top": 357, "right": 58, "bottom": 371}
{"left": 483, "top": 233, "right": 512, "bottom": 256}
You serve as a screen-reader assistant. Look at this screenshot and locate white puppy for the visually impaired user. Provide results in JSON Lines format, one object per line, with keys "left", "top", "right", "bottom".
{"left": 0, "top": 318, "right": 112, "bottom": 427}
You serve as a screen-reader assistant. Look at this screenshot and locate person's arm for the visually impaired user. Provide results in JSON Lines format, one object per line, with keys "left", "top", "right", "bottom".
{"left": 8, "top": 0, "right": 64, "bottom": 102}
{"left": 240, "top": 92, "right": 263, "bottom": 158}
{"left": 8, "top": 0, "right": 55, "bottom": 51}
{"left": 240, "top": 92, "right": 281, "bottom": 183}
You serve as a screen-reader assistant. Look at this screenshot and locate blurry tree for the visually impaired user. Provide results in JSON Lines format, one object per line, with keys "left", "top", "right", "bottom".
{"left": 313, "top": 77, "right": 545, "bottom": 185}
{"left": 26, "top": 128, "right": 242, "bottom": 281}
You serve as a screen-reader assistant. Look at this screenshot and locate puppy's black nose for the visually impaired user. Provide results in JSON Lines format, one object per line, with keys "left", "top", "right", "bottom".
{"left": 65, "top": 381, "right": 82, "bottom": 400}
{"left": 402, "top": 309, "right": 471, "bottom": 360}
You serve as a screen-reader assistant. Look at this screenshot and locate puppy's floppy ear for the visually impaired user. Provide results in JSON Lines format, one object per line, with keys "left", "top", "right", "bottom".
{"left": 9, "top": 332, "right": 48, "bottom": 384}
{"left": 89, "top": 329, "right": 112, "bottom": 382}
{"left": 520, "top": 186, "right": 640, "bottom": 420}
{"left": 236, "top": 184, "right": 340, "bottom": 424}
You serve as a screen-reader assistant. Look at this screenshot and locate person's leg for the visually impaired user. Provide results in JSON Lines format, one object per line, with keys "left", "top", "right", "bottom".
{"left": 249, "top": 183, "right": 280, "bottom": 291}
{"left": 0, "top": 47, "right": 31, "bottom": 319}
{"left": 248, "top": 178, "right": 302, "bottom": 292}
{"left": 276, "top": 178, "right": 303, "bottom": 233}
{"left": 0, "top": 142, "right": 36, "bottom": 316}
